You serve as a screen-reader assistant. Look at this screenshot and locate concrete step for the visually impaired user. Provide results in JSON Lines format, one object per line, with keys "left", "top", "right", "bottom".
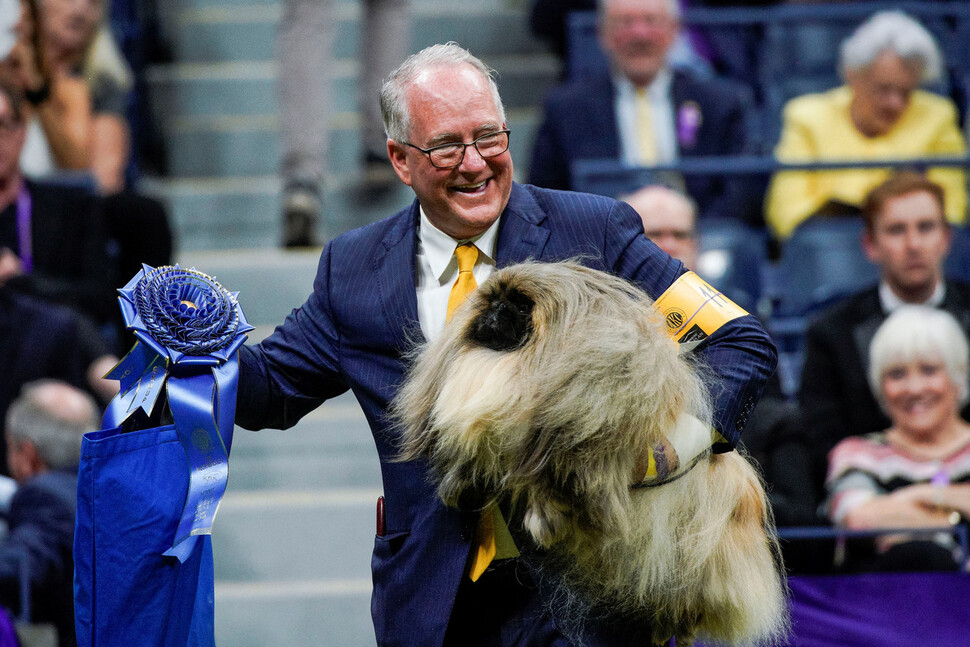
{"left": 172, "top": 5, "right": 541, "bottom": 64}
{"left": 182, "top": 0, "right": 514, "bottom": 10}
{"left": 161, "top": 107, "right": 539, "bottom": 178}
{"left": 147, "top": 110, "right": 539, "bottom": 250}
{"left": 146, "top": 54, "right": 555, "bottom": 120}
{"left": 149, "top": 174, "right": 416, "bottom": 251}
{"left": 212, "top": 392, "right": 380, "bottom": 646}
{"left": 175, "top": 245, "right": 320, "bottom": 326}
{"left": 214, "top": 586, "right": 373, "bottom": 647}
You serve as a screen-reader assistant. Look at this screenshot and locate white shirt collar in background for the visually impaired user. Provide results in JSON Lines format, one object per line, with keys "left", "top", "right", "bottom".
{"left": 614, "top": 68, "right": 677, "bottom": 167}
{"left": 878, "top": 280, "right": 945, "bottom": 313}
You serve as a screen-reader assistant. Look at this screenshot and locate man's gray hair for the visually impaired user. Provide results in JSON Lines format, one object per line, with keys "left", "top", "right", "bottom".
{"left": 839, "top": 10, "right": 943, "bottom": 83}
{"left": 5, "top": 380, "right": 100, "bottom": 471}
{"left": 379, "top": 42, "right": 506, "bottom": 144}
{"left": 868, "top": 306, "right": 969, "bottom": 409}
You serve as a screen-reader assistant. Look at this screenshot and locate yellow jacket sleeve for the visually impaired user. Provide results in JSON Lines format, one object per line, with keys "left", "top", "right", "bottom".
{"left": 764, "top": 98, "right": 827, "bottom": 240}
{"left": 926, "top": 101, "right": 967, "bottom": 225}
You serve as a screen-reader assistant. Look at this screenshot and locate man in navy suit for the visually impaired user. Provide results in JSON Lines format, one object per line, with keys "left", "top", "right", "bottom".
{"left": 0, "top": 380, "right": 100, "bottom": 647}
{"left": 237, "top": 42, "right": 776, "bottom": 646}
{"left": 528, "top": 0, "right": 760, "bottom": 225}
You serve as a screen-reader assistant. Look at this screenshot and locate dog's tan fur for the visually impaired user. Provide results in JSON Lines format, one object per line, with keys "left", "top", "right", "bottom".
{"left": 394, "top": 262, "right": 787, "bottom": 645}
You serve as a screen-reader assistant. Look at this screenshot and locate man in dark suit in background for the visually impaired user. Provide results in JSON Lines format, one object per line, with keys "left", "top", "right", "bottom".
{"left": 0, "top": 288, "right": 117, "bottom": 472}
{"left": 0, "top": 80, "right": 117, "bottom": 333}
{"left": 799, "top": 172, "right": 970, "bottom": 499}
{"left": 0, "top": 380, "right": 100, "bottom": 647}
{"left": 528, "top": 0, "right": 759, "bottom": 224}
{"left": 237, "top": 42, "right": 776, "bottom": 646}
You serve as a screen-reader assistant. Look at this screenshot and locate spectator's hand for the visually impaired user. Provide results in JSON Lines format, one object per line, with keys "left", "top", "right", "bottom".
{"left": 0, "top": 247, "right": 23, "bottom": 285}
{"left": 893, "top": 482, "right": 940, "bottom": 508}
{"left": 87, "top": 354, "right": 121, "bottom": 402}
{"left": 0, "top": 1, "right": 45, "bottom": 93}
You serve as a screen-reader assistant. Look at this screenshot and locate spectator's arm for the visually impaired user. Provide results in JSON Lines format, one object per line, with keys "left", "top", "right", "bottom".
{"left": 33, "top": 73, "right": 93, "bottom": 170}
{"left": 840, "top": 483, "right": 961, "bottom": 530}
{"left": 91, "top": 112, "right": 129, "bottom": 194}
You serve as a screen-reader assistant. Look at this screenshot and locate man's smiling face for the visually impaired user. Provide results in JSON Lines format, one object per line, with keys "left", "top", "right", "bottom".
{"left": 387, "top": 63, "right": 513, "bottom": 240}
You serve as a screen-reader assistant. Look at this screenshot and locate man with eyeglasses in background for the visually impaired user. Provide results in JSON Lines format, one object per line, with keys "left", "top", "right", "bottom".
{"left": 236, "top": 42, "right": 776, "bottom": 646}
{"left": 622, "top": 183, "right": 699, "bottom": 269}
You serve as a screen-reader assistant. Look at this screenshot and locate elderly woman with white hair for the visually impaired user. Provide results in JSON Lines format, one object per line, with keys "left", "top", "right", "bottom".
{"left": 824, "top": 306, "right": 970, "bottom": 571}
{"left": 765, "top": 10, "right": 967, "bottom": 240}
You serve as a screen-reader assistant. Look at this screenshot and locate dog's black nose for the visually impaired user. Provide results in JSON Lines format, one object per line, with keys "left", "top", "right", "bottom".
{"left": 468, "top": 287, "right": 534, "bottom": 351}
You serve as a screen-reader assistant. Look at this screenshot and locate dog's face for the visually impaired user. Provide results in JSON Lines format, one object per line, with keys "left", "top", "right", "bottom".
{"left": 466, "top": 280, "right": 535, "bottom": 352}
{"left": 394, "top": 262, "right": 710, "bottom": 547}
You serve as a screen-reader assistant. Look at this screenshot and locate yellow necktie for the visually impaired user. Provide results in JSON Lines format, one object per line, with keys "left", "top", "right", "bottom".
{"left": 443, "top": 243, "right": 519, "bottom": 580}
{"left": 635, "top": 87, "right": 658, "bottom": 165}
{"left": 446, "top": 243, "right": 479, "bottom": 322}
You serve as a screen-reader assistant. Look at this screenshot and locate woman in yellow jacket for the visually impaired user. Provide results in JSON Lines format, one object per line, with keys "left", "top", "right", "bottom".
{"left": 765, "top": 11, "right": 967, "bottom": 241}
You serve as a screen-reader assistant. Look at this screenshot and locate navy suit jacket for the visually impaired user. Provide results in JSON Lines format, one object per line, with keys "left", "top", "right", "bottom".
{"left": 528, "top": 69, "right": 761, "bottom": 225}
{"left": 0, "top": 469, "right": 78, "bottom": 647}
{"left": 237, "top": 183, "right": 776, "bottom": 646}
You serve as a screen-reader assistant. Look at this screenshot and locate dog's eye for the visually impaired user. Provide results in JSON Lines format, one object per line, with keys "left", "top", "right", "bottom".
{"left": 467, "top": 286, "right": 535, "bottom": 351}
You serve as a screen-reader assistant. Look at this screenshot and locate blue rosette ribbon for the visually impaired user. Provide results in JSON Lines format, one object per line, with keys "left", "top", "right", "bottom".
{"left": 103, "top": 264, "right": 253, "bottom": 563}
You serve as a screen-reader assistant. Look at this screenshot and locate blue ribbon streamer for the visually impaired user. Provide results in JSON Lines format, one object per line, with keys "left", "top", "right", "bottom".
{"left": 163, "top": 373, "right": 230, "bottom": 562}
{"left": 102, "top": 265, "right": 252, "bottom": 563}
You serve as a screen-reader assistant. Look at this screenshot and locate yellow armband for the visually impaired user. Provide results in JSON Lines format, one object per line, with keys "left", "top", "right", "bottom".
{"left": 653, "top": 271, "right": 748, "bottom": 347}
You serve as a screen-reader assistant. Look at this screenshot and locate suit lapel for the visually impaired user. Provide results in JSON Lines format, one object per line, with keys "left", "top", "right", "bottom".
{"left": 943, "top": 281, "right": 970, "bottom": 331}
{"left": 496, "top": 184, "right": 551, "bottom": 266}
{"left": 375, "top": 201, "right": 424, "bottom": 348}
{"left": 373, "top": 185, "right": 550, "bottom": 344}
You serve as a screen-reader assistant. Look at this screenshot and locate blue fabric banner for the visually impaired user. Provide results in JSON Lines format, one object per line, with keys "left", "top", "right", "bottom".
{"left": 74, "top": 265, "right": 251, "bottom": 647}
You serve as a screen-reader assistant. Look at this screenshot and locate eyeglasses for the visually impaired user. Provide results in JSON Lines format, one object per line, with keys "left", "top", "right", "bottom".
{"left": 405, "top": 130, "right": 511, "bottom": 169}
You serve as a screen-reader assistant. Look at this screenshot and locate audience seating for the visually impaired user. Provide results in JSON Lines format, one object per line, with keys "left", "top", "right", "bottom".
{"left": 945, "top": 224, "right": 970, "bottom": 283}
{"left": 564, "top": 11, "right": 607, "bottom": 81}
{"left": 767, "top": 217, "right": 878, "bottom": 396}
{"left": 696, "top": 219, "right": 766, "bottom": 316}
{"left": 565, "top": 2, "right": 970, "bottom": 149}
{"left": 770, "top": 217, "right": 877, "bottom": 319}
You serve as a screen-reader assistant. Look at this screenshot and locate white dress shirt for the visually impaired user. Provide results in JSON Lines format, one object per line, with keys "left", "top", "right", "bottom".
{"left": 614, "top": 68, "right": 677, "bottom": 167}
{"left": 415, "top": 207, "right": 500, "bottom": 340}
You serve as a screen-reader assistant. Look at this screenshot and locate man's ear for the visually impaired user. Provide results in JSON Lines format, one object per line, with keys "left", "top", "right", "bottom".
{"left": 23, "top": 440, "right": 42, "bottom": 476}
{"left": 942, "top": 221, "right": 953, "bottom": 256}
{"left": 387, "top": 140, "right": 413, "bottom": 187}
{"left": 861, "top": 228, "right": 879, "bottom": 265}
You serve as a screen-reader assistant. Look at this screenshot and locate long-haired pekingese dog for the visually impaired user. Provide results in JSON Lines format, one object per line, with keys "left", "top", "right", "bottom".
{"left": 394, "top": 261, "right": 787, "bottom": 646}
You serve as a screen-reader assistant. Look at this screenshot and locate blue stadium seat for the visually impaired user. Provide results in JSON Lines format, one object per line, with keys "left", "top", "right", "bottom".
{"left": 945, "top": 225, "right": 970, "bottom": 283}
{"left": 767, "top": 217, "right": 879, "bottom": 396}
{"left": 696, "top": 219, "right": 767, "bottom": 315}
{"left": 772, "top": 217, "right": 878, "bottom": 319}
{"left": 565, "top": 11, "right": 608, "bottom": 80}
{"left": 571, "top": 159, "right": 673, "bottom": 199}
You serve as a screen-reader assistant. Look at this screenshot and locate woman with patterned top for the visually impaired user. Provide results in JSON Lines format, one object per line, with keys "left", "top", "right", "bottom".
{"left": 825, "top": 305, "right": 970, "bottom": 571}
